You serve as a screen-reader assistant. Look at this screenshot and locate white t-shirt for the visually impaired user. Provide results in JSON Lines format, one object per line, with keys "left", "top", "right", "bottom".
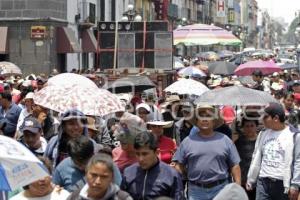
{"left": 10, "top": 187, "right": 70, "bottom": 200}
{"left": 259, "top": 127, "right": 290, "bottom": 180}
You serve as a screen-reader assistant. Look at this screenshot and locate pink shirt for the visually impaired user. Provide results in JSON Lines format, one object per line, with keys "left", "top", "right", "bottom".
{"left": 112, "top": 146, "right": 137, "bottom": 173}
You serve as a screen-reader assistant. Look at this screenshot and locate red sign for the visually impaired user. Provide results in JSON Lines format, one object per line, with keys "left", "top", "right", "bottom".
{"left": 31, "top": 26, "right": 46, "bottom": 39}
{"left": 217, "top": 0, "right": 226, "bottom": 17}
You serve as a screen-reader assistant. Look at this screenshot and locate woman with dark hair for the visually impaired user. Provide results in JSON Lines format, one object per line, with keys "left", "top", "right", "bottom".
{"left": 10, "top": 157, "right": 70, "bottom": 200}
{"left": 67, "top": 153, "right": 132, "bottom": 200}
{"left": 44, "top": 109, "right": 100, "bottom": 168}
{"left": 235, "top": 117, "right": 258, "bottom": 200}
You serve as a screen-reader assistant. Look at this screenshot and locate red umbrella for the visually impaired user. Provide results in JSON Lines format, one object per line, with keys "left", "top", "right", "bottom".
{"left": 234, "top": 60, "right": 281, "bottom": 76}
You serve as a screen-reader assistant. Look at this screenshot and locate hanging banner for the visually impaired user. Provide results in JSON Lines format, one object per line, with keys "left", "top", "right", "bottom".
{"left": 217, "top": 0, "right": 226, "bottom": 18}
{"left": 228, "top": 8, "right": 235, "bottom": 23}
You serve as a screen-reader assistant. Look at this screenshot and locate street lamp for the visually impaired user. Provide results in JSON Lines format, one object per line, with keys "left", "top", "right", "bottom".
{"left": 122, "top": 4, "right": 142, "bottom": 22}
{"left": 176, "top": 18, "right": 187, "bottom": 28}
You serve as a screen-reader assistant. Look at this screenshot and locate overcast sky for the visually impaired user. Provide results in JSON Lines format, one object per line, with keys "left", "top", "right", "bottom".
{"left": 256, "top": 0, "right": 300, "bottom": 25}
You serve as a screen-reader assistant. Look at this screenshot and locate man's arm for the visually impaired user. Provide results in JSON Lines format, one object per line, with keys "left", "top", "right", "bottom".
{"left": 289, "top": 133, "right": 300, "bottom": 200}
{"left": 231, "top": 164, "right": 241, "bottom": 185}
{"left": 171, "top": 162, "right": 186, "bottom": 175}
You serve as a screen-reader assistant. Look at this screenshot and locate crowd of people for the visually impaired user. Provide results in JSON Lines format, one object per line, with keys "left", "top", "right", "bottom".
{"left": 1, "top": 61, "right": 300, "bottom": 200}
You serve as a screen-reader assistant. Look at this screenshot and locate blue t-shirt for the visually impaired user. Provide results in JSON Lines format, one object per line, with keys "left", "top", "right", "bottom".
{"left": 52, "top": 157, "right": 86, "bottom": 192}
{"left": 173, "top": 127, "right": 240, "bottom": 183}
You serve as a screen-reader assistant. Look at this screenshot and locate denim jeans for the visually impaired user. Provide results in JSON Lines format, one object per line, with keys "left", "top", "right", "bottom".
{"left": 188, "top": 180, "right": 228, "bottom": 200}
{"left": 256, "top": 177, "right": 288, "bottom": 200}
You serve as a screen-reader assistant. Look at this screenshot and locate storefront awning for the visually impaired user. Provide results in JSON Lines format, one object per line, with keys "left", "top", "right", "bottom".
{"left": 82, "top": 29, "right": 97, "bottom": 53}
{"left": 56, "top": 27, "right": 81, "bottom": 53}
{"left": 0, "top": 27, "right": 8, "bottom": 54}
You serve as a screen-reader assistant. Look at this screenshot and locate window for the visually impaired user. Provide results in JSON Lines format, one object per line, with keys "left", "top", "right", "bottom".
{"left": 100, "top": 0, "right": 105, "bottom": 21}
{"left": 111, "top": 0, "right": 116, "bottom": 21}
{"left": 89, "top": 3, "right": 96, "bottom": 24}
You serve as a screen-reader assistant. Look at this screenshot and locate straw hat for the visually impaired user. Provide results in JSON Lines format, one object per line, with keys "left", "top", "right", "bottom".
{"left": 87, "top": 117, "right": 98, "bottom": 131}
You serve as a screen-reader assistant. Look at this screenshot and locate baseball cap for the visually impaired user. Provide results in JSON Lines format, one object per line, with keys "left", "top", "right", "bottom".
{"left": 21, "top": 116, "right": 42, "bottom": 134}
{"left": 264, "top": 102, "right": 285, "bottom": 119}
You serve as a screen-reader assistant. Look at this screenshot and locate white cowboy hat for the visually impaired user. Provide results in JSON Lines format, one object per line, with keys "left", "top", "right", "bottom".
{"left": 147, "top": 120, "right": 173, "bottom": 128}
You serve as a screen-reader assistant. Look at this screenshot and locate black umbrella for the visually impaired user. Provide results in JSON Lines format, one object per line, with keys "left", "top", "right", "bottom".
{"left": 194, "top": 86, "right": 277, "bottom": 106}
{"left": 238, "top": 76, "right": 256, "bottom": 87}
{"left": 105, "top": 76, "right": 155, "bottom": 93}
{"left": 208, "top": 61, "right": 237, "bottom": 75}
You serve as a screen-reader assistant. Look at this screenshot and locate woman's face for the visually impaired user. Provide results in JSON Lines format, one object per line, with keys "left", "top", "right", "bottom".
{"left": 137, "top": 108, "right": 149, "bottom": 122}
{"left": 63, "top": 119, "right": 84, "bottom": 139}
{"left": 242, "top": 121, "right": 257, "bottom": 138}
{"left": 86, "top": 163, "right": 113, "bottom": 199}
{"left": 284, "top": 97, "right": 294, "bottom": 109}
{"left": 150, "top": 125, "right": 164, "bottom": 137}
{"left": 25, "top": 99, "right": 34, "bottom": 111}
{"left": 27, "top": 176, "right": 52, "bottom": 197}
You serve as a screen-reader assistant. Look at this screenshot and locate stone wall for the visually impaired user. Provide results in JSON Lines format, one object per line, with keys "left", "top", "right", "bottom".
{"left": 0, "top": 20, "right": 67, "bottom": 75}
{"left": 0, "top": 0, "right": 67, "bottom": 20}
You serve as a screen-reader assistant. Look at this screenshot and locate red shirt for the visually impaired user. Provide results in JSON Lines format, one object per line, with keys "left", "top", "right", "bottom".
{"left": 158, "top": 136, "right": 176, "bottom": 164}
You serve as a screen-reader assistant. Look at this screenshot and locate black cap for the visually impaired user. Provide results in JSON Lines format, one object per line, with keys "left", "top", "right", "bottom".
{"left": 21, "top": 116, "right": 42, "bottom": 134}
{"left": 264, "top": 103, "right": 285, "bottom": 119}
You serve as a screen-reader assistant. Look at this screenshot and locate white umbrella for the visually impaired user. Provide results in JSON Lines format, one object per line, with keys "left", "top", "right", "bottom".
{"left": 178, "top": 66, "right": 207, "bottom": 77}
{"left": 0, "top": 62, "right": 22, "bottom": 76}
{"left": 0, "top": 135, "right": 49, "bottom": 191}
{"left": 174, "top": 57, "right": 184, "bottom": 69}
{"left": 194, "top": 86, "right": 278, "bottom": 106}
{"left": 33, "top": 85, "right": 125, "bottom": 116}
{"left": 164, "top": 78, "right": 209, "bottom": 96}
{"left": 47, "top": 73, "right": 98, "bottom": 88}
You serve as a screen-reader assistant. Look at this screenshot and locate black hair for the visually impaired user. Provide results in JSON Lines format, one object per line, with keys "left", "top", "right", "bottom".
{"left": 67, "top": 135, "right": 94, "bottom": 163}
{"left": 273, "top": 113, "right": 286, "bottom": 123}
{"left": 134, "top": 131, "right": 158, "bottom": 151}
{"left": 86, "top": 153, "right": 114, "bottom": 174}
{"left": 241, "top": 117, "right": 258, "bottom": 127}
{"left": 0, "top": 91, "right": 12, "bottom": 102}
{"left": 283, "top": 93, "right": 294, "bottom": 100}
{"left": 252, "top": 69, "right": 263, "bottom": 77}
{"left": 98, "top": 146, "right": 113, "bottom": 157}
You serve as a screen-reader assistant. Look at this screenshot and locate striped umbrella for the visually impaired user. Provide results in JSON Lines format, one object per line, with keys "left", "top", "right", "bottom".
{"left": 173, "top": 24, "right": 242, "bottom": 46}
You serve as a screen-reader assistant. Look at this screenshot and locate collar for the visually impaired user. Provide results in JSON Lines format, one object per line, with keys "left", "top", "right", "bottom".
{"left": 141, "top": 158, "right": 160, "bottom": 172}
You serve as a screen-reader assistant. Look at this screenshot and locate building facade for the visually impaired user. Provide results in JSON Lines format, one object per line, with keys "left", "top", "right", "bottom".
{"left": 0, "top": 0, "right": 100, "bottom": 75}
